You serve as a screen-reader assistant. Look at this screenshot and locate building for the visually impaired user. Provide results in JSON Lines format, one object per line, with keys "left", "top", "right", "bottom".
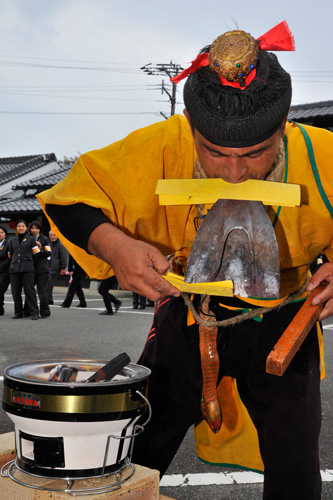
{"left": 288, "top": 100, "right": 333, "bottom": 131}
{"left": 0, "top": 154, "right": 70, "bottom": 235}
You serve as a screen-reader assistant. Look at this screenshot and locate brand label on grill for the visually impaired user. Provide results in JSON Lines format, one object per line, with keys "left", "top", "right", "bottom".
{"left": 12, "top": 392, "right": 41, "bottom": 408}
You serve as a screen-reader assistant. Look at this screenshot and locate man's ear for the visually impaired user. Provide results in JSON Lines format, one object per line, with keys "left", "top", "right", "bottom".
{"left": 183, "top": 109, "right": 194, "bottom": 137}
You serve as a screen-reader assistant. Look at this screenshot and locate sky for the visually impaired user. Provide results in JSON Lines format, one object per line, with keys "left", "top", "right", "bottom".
{"left": 1, "top": 0, "right": 333, "bottom": 160}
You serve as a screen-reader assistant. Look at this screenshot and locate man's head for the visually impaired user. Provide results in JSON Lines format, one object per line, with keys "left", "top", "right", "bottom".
{"left": 49, "top": 230, "right": 58, "bottom": 242}
{"left": 183, "top": 29, "right": 292, "bottom": 147}
{"left": 181, "top": 27, "right": 292, "bottom": 181}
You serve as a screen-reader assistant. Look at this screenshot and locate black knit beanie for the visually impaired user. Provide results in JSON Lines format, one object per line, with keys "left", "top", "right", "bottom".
{"left": 183, "top": 51, "right": 292, "bottom": 147}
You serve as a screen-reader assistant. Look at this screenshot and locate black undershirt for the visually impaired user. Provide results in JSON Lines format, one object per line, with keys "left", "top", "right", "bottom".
{"left": 45, "top": 203, "right": 110, "bottom": 252}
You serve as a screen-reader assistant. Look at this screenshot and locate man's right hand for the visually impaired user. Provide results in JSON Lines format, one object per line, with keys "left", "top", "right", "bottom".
{"left": 87, "top": 223, "right": 181, "bottom": 301}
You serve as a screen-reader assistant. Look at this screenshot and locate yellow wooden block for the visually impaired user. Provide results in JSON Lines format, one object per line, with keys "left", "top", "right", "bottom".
{"left": 156, "top": 179, "right": 300, "bottom": 207}
{"left": 164, "top": 271, "right": 234, "bottom": 296}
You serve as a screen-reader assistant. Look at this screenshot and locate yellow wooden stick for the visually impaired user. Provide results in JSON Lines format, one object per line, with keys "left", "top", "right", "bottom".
{"left": 163, "top": 271, "right": 234, "bottom": 296}
{"left": 156, "top": 179, "right": 300, "bottom": 207}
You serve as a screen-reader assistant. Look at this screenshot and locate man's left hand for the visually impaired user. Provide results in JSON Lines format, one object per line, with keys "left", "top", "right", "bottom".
{"left": 307, "top": 262, "right": 333, "bottom": 320}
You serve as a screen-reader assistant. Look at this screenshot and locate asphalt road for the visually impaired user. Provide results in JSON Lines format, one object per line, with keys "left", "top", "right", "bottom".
{"left": 1, "top": 287, "right": 333, "bottom": 499}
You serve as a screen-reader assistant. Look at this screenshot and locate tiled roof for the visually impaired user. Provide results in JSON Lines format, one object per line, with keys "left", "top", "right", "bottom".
{"left": 289, "top": 100, "right": 333, "bottom": 121}
{"left": 0, "top": 196, "right": 41, "bottom": 214}
{"left": 12, "top": 165, "right": 71, "bottom": 190}
{"left": 0, "top": 160, "right": 73, "bottom": 216}
{"left": 0, "top": 153, "right": 58, "bottom": 187}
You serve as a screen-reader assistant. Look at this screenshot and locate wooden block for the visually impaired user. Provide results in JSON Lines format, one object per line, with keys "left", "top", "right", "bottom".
{"left": 0, "top": 432, "right": 160, "bottom": 500}
{"left": 0, "top": 431, "right": 15, "bottom": 469}
{"left": 266, "top": 284, "right": 325, "bottom": 376}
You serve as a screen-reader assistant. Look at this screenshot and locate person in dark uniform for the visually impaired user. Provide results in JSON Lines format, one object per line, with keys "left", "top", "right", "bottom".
{"left": 47, "top": 230, "right": 68, "bottom": 305}
{"left": 27, "top": 220, "right": 52, "bottom": 318}
{"left": 98, "top": 276, "right": 121, "bottom": 315}
{"left": 8, "top": 220, "right": 40, "bottom": 320}
{"left": 132, "top": 292, "right": 146, "bottom": 310}
{"left": 0, "top": 226, "right": 10, "bottom": 316}
{"left": 61, "top": 254, "right": 87, "bottom": 308}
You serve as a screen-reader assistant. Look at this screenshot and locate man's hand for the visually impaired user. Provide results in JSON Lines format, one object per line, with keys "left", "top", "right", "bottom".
{"left": 88, "top": 223, "right": 181, "bottom": 301}
{"left": 307, "top": 262, "right": 333, "bottom": 320}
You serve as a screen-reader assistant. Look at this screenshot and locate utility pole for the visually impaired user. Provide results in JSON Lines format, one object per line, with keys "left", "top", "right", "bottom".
{"left": 141, "top": 62, "right": 183, "bottom": 119}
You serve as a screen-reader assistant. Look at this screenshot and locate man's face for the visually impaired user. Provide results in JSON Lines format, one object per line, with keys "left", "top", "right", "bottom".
{"left": 184, "top": 110, "right": 286, "bottom": 183}
{"left": 49, "top": 231, "right": 57, "bottom": 242}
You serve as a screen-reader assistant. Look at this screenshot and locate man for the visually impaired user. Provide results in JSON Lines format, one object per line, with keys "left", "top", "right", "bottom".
{"left": 0, "top": 226, "right": 10, "bottom": 315}
{"left": 37, "top": 23, "right": 333, "bottom": 500}
{"left": 61, "top": 254, "right": 87, "bottom": 308}
{"left": 47, "top": 230, "right": 68, "bottom": 305}
{"left": 98, "top": 276, "right": 121, "bottom": 315}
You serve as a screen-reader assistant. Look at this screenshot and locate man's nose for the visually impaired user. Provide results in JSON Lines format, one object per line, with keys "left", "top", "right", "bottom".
{"left": 221, "top": 158, "right": 249, "bottom": 182}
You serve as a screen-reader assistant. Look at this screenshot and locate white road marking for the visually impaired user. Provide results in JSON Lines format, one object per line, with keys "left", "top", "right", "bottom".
{"left": 160, "top": 472, "right": 262, "bottom": 487}
{"left": 160, "top": 469, "right": 333, "bottom": 487}
{"left": 3, "top": 300, "right": 153, "bottom": 315}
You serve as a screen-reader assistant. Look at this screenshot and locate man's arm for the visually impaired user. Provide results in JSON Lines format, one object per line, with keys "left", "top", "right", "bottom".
{"left": 46, "top": 203, "right": 109, "bottom": 252}
{"left": 59, "top": 242, "right": 69, "bottom": 272}
{"left": 45, "top": 203, "right": 180, "bottom": 300}
{"left": 87, "top": 223, "right": 180, "bottom": 301}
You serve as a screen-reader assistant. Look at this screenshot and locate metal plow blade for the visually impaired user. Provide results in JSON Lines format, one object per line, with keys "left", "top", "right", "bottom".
{"left": 185, "top": 199, "right": 280, "bottom": 298}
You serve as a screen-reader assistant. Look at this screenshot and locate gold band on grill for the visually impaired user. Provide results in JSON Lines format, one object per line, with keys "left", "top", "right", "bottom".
{"left": 3, "top": 386, "right": 146, "bottom": 414}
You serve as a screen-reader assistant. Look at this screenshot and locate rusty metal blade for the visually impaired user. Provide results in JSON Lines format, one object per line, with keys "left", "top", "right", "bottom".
{"left": 185, "top": 199, "right": 280, "bottom": 298}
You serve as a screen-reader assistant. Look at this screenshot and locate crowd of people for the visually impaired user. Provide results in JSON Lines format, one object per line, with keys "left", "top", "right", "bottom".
{"left": 0, "top": 220, "right": 134, "bottom": 318}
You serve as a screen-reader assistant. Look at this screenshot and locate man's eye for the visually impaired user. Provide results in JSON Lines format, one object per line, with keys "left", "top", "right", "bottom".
{"left": 248, "top": 152, "right": 263, "bottom": 158}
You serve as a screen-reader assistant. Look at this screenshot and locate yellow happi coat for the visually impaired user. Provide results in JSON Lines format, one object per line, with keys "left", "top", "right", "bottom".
{"left": 37, "top": 116, "right": 333, "bottom": 471}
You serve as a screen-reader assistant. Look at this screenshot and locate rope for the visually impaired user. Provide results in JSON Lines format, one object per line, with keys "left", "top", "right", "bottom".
{"left": 180, "top": 275, "right": 310, "bottom": 328}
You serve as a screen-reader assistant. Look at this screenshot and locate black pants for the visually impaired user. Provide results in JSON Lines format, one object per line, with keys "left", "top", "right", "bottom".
{"left": 0, "top": 275, "right": 10, "bottom": 313}
{"left": 132, "top": 296, "right": 322, "bottom": 500}
{"left": 35, "top": 273, "right": 50, "bottom": 316}
{"left": 10, "top": 272, "right": 39, "bottom": 315}
{"left": 47, "top": 270, "right": 59, "bottom": 302}
{"left": 98, "top": 277, "right": 120, "bottom": 312}
{"left": 62, "top": 271, "right": 86, "bottom": 307}
{"left": 133, "top": 293, "right": 146, "bottom": 307}
{"left": 24, "top": 273, "right": 50, "bottom": 316}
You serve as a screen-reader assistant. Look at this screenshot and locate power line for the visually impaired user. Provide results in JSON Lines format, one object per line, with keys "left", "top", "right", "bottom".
{"left": 0, "top": 111, "right": 162, "bottom": 116}
{"left": 0, "top": 84, "right": 161, "bottom": 90}
{"left": 0, "top": 90, "right": 168, "bottom": 102}
{"left": 0, "top": 59, "right": 147, "bottom": 74}
{"left": 0, "top": 54, "right": 143, "bottom": 66}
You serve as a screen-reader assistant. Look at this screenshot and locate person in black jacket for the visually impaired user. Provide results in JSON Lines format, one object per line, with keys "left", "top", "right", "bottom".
{"left": 0, "top": 226, "right": 10, "bottom": 316}
{"left": 98, "top": 276, "right": 121, "bottom": 315}
{"left": 47, "top": 230, "right": 68, "bottom": 305}
{"left": 8, "top": 220, "right": 39, "bottom": 320}
{"left": 61, "top": 254, "right": 87, "bottom": 308}
{"left": 27, "top": 221, "right": 52, "bottom": 318}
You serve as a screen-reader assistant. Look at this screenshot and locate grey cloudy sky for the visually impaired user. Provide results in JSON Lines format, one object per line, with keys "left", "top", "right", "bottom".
{"left": 1, "top": 0, "right": 332, "bottom": 160}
